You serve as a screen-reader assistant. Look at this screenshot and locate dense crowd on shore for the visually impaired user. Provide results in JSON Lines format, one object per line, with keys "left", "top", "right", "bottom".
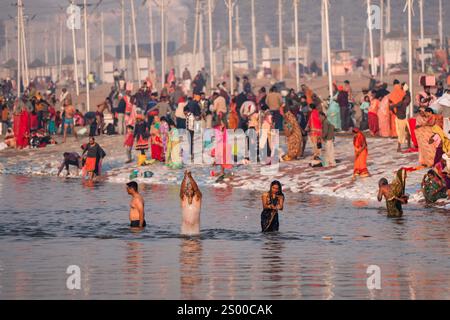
{"left": 1, "top": 67, "right": 450, "bottom": 213}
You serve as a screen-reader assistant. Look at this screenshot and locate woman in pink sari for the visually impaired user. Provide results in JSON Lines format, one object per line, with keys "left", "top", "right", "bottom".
{"left": 377, "top": 95, "right": 391, "bottom": 137}
{"left": 212, "top": 119, "right": 233, "bottom": 176}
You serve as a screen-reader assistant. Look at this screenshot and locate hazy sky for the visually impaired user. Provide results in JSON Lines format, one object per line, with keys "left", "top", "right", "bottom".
{"left": 1, "top": 0, "right": 449, "bottom": 61}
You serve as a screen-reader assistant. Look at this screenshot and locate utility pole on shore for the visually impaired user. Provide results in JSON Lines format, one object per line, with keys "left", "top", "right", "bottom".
{"left": 121, "top": 0, "right": 126, "bottom": 68}
{"left": 419, "top": 0, "right": 425, "bottom": 73}
{"left": 251, "top": 0, "right": 257, "bottom": 71}
{"left": 323, "top": 0, "right": 333, "bottom": 99}
{"left": 321, "top": 0, "right": 326, "bottom": 75}
{"left": 207, "top": 0, "right": 216, "bottom": 90}
{"left": 367, "top": 0, "right": 376, "bottom": 76}
{"left": 148, "top": 1, "right": 155, "bottom": 68}
{"left": 130, "top": 0, "right": 141, "bottom": 83}
{"left": 294, "top": 0, "right": 300, "bottom": 92}
{"left": 341, "top": 16, "right": 346, "bottom": 50}
{"left": 17, "top": 0, "right": 21, "bottom": 97}
{"left": 101, "top": 12, "right": 105, "bottom": 82}
{"left": 19, "top": 9, "right": 29, "bottom": 89}
{"left": 405, "top": 0, "right": 414, "bottom": 118}
{"left": 84, "top": 0, "right": 90, "bottom": 111}
{"left": 380, "top": 0, "right": 384, "bottom": 82}
{"left": 224, "top": 0, "right": 236, "bottom": 93}
{"left": 70, "top": 2, "right": 80, "bottom": 96}
{"left": 59, "top": 16, "right": 63, "bottom": 82}
{"left": 278, "top": 0, "right": 283, "bottom": 81}
{"left": 439, "top": 0, "right": 443, "bottom": 49}
{"left": 386, "top": 0, "right": 391, "bottom": 34}
{"left": 153, "top": 0, "right": 170, "bottom": 89}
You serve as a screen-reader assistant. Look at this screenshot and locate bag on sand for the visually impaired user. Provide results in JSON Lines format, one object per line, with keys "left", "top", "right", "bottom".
{"left": 106, "top": 123, "right": 116, "bottom": 135}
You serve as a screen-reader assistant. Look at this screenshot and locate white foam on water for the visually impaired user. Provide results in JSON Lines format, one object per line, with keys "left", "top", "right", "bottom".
{"left": 1, "top": 135, "right": 448, "bottom": 207}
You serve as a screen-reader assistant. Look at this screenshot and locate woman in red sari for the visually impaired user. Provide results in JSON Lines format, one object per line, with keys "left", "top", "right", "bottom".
{"left": 13, "top": 102, "right": 30, "bottom": 149}
{"left": 150, "top": 115, "right": 164, "bottom": 162}
{"left": 353, "top": 128, "right": 370, "bottom": 179}
{"left": 368, "top": 92, "right": 380, "bottom": 136}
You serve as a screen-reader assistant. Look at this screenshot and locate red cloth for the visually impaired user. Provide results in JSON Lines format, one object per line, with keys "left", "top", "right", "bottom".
{"left": 124, "top": 133, "right": 134, "bottom": 147}
{"left": 368, "top": 112, "right": 379, "bottom": 136}
{"left": 30, "top": 113, "right": 38, "bottom": 130}
{"left": 308, "top": 109, "right": 322, "bottom": 137}
{"left": 408, "top": 118, "right": 418, "bottom": 148}
{"left": 84, "top": 157, "right": 96, "bottom": 172}
{"left": 151, "top": 136, "right": 164, "bottom": 161}
{"left": 13, "top": 110, "right": 30, "bottom": 149}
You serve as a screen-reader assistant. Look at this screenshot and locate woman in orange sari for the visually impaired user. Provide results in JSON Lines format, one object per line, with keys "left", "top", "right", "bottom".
{"left": 353, "top": 128, "right": 370, "bottom": 179}
{"left": 227, "top": 99, "right": 239, "bottom": 130}
{"left": 377, "top": 95, "right": 391, "bottom": 137}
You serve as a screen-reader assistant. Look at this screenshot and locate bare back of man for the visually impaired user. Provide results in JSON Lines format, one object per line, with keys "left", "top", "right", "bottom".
{"left": 180, "top": 171, "right": 202, "bottom": 236}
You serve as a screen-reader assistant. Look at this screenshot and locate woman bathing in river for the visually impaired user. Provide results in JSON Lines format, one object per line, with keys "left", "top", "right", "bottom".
{"left": 261, "top": 181, "right": 285, "bottom": 232}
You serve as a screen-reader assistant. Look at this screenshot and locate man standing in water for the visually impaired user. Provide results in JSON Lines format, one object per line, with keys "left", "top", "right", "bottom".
{"left": 63, "top": 103, "right": 78, "bottom": 143}
{"left": 180, "top": 171, "right": 202, "bottom": 236}
{"left": 127, "top": 181, "right": 146, "bottom": 229}
{"left": 377, "top": 169, "right": 409, "bottom": 217}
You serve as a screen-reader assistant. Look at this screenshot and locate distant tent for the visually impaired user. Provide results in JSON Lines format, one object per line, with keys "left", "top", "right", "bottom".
{"left": 3, "top": 58, "right": 18, "bottom": 69}
{"left": 61, "top": 56, "right": 75, "bottom": 65}
{"left": 29, "top": 59, "right": 46, "bottom": 68}
{"left": 95, "top": 52, "right": 116, "bottom": 62}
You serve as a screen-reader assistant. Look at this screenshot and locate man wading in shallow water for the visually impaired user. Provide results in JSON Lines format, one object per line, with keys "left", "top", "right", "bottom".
{"left": 127, "top": 181, "right": 146, "bottom": 229}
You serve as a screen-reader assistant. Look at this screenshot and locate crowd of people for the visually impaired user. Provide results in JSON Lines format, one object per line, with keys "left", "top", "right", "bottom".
{"left": 2, "top": 65, "right": 450, "bottom": 214}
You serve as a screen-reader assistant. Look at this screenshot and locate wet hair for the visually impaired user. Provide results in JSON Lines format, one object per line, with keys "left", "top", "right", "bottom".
{"left": 427, "top": 170, "right": 437, "bottom": 177}
{"left": 379, "top": 178, "right": 388, "bottom": 186}
{"left": 127, "top": 125, "right": 134, "bottom": 130}
{"left": 183, "top": 106, "right": 190, "bottom": 113}
{"left": 270, "top": 180, "right": 283, "bottom": 196}
{"left": 160, "top": 116, "right": 167, "bottom": 123}
{"left": 167, "top": 119, "right": 176, "bottom": 127}
{"left": 319, "top": 111, "right": 327, "bottom": 118}
{"left": 425, "top": 107, "right": 434, "bottom": 114}
{"left": 310, "top": 103, "right": 317, "bottom": 110}
{"left": 393, "top": 79, "right": 400, "bottom": 85}
{"left": 127, "top": 181, "right": 138, "bottom": 192}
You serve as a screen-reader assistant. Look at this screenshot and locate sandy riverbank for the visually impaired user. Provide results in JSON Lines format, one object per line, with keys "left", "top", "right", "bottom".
{"left": 1, "top": 130, "right": 449, "bottom": 210}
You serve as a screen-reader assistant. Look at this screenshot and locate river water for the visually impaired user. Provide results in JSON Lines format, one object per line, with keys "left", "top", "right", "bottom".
{"left": 0, "top": 175, "right": 448, "bottom": 300}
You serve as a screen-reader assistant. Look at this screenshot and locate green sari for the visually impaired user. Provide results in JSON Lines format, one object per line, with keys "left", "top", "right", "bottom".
{"left": 422, "top": 174, "right": 447, "bottom": 204}
{"left": 166, "top": 128, "right": 183, "bottom": 169}
{"left": 386, "top": 169, "right": 407, "bottom": 217}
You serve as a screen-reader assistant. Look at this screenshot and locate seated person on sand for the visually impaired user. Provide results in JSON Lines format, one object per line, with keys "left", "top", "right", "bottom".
{"left": 421, "top": 170, "right": 448, "bottom": 204}
{"left": 378, "top": 169, "right": 409, "bottom": 218}
{"left": 4, "top": 128, "right": 16, "bottom": 148}
{"left": 180, "top": 170, "right": 202, "bottom": 236}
